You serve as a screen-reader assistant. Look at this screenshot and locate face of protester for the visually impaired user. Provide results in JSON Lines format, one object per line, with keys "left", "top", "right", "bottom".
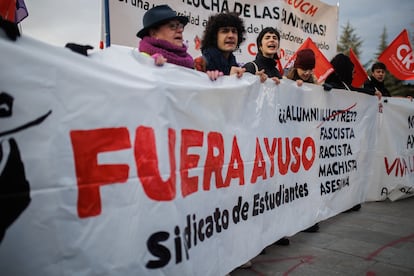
{"left": 217, "top": 27, "right": 238, "bottom": 58}
{"left": 372, "top": 68, "right": 386, "bottom": 82}
{"left": 297, "top": 68, "right": 314, "bottom": 82}
{"left": 259, "top": 32, "right": 279, "bottom": 58}
{"left": 150, "top": 20, "right": 185, "bottom": 47}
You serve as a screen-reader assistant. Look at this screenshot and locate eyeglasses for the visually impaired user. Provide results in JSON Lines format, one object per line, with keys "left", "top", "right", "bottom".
{"left": 167, "top": 22, "right": 184, "bottom": 31}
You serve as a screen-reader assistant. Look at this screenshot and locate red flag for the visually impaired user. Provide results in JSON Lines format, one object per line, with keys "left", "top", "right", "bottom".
{"left": 0, "top": 0, "right": 27, "bottom": 23}
{"left": 284, "top": 37, "right": 333, "bottom": 83}
{"left": 276, "top": 58, "right": 283, "bottom": 76}
{"left": 349, "top": 48, "right": 368, "bottom": 87}
{"left": 378, "top": 29, "right": 414, "bottom": 80}
{"left": 0, "top": 0, "right": 16, "bottom": 22}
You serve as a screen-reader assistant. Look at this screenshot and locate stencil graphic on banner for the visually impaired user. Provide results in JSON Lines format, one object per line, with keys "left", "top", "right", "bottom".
{"left": 0, "top": 91, "right": 51, "bottom": 243}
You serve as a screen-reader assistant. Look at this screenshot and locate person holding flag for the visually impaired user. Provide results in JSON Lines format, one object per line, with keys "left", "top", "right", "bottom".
{"left": 324, "top": 53, "right": 377, "bottom": 96}
{"left": 363, "top": 62, "right": 391, "bottom": 97}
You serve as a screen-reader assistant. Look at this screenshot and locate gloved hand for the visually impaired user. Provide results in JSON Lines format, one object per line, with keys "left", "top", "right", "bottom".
{"left": 0, "top": 17, "right": 20, "bottom": 41}
{"left": 65, "top": 43, "right": 94, "bottom": 56}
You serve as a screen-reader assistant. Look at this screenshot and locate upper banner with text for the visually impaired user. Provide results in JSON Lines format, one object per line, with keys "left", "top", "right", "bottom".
{"left": 108, "top": 0, "right": 338, "bottom": 66}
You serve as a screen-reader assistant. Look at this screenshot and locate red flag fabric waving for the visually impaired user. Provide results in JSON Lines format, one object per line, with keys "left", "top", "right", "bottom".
{"left": 284, "top": 37, "right": 333, "bottom": 83}
{"left": 349, "top": 48, "right": 368, "bottom": 87}
{"left": 0, "top": 0, "right": 27, "bottom": 23}
{"left": 378, "top": 29, "right": 414, "bottom": 80}
{"left": 0, "top": 0, "right": 16, "bottom": 22}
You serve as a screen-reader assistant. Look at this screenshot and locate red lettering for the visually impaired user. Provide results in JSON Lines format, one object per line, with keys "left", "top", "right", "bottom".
{"left": 300, "top": 2, "right": 309, "bottom": 13}
{"left": 135, "top": 126, "right": 176, "bottom": 201}
{"left": 385, "top": 157, "right": 397, "bottom": 175}
{"left": 251, "top": 138, "right": 267, "bottom": 183}
{"left": 290, "top": 137, "right": 301, "bottom": 172}
{"left": 203, "top": 132, "right": 225, "bottom": 190}
{"left": 224, "top": 136, "right": 245, "bottom": 186}
{"left": 247, "top": 43, "right": 257, "bottom": 56}
{"left": 307, "top": 5, "right": 318, "bottom": 16}
{"left": 70, "top": 128, "right": 131, "bottom": 218}
{"left": 278, "top": 137, "right": 291, "bottom": 175}
{"left": 180, "top": 129, "right": 204, "bottom": 197}
{"left": 302, "top": 137, "right": 315, "bottom": 170}
{"left": 264, "top": 138, "right": 276, "bottom": 177}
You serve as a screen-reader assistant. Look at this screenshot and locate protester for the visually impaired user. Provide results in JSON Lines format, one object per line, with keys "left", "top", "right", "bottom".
{"left": 323, "top": 53, "right": 380, "bottom": 213}
{"left": 137, "top": 5, "right": 193, "bottom": 68}
{"left": 363, "top": 62, "right": 391, "bottom": 97}
{"left": 285, "top": 48, "right": 320, "bottom": 233}
{"left": 324, "top": 53, "right": 381, "bottom": 99}
{"left": 286, "top": 48, "right": 318, "bottom": 86}
{"left": 136, "top": 5, "right": 222, "bottom": 80}
{"left": 243, "top": 27, "right": 281, "bottom": 84}
{"left": 198, "top": 12, "right": 246, "bottom": 78}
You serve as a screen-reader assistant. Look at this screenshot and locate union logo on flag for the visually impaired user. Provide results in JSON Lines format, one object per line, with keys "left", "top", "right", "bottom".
{"left": 378, "top": 29, "right": 414, "bottom": 80}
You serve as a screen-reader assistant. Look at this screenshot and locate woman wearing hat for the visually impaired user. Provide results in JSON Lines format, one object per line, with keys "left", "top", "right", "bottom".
{"left": 137, "top": 5, "right": 222, "bottom": 80}
{"left": 286, "top": 48, "right": 321, "bottom": 233}
{"left": 286, "top": 48, "right": 318, "bottom": 86}
{"left": 137, "top": 5, "right": 194, "bottom": 68}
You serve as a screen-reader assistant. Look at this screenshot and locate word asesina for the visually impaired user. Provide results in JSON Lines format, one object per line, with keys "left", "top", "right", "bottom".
{"left": 70, "top": 126, "right": 316, "bottom": 218}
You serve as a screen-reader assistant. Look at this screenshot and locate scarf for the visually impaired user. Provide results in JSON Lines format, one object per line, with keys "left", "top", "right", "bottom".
{"left": 139, "top": 37, "right": 194, "bottom": 69}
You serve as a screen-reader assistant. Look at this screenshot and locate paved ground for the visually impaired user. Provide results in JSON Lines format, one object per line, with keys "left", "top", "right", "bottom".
{"left": 230, "top": 196, "right": 414, "bottom": 276}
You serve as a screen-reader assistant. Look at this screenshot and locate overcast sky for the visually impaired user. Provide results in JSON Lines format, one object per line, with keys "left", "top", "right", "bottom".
{"left": 21, "top": 0, "right": 414, "bottom": 65}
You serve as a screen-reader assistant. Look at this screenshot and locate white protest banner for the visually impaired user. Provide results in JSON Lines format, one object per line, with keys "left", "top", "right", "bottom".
{"left": 0, "top": 35, "right": 405, "bottom": 276}
{"left": 108, "top": 0, "right": 338, "bottom": 65}
{"left": 366, "top": 99, "right": 414, "bottom": 201}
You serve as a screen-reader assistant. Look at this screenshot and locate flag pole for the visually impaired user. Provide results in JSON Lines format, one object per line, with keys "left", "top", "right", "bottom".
{"left": 104, "top": 0, "right": 111, "bottom": 47}
{"left": 99, "top": 0, "right": 104, "bottom": 49}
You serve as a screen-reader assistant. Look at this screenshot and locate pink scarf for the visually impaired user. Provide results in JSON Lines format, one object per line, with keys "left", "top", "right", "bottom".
{"left": 139, "top": 37, "right": 194, "bottom": 69}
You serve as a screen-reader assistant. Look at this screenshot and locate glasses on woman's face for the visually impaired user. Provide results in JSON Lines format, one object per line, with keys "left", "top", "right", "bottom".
{"left": 167, "top": 21, "right": 184, "bottom": 31}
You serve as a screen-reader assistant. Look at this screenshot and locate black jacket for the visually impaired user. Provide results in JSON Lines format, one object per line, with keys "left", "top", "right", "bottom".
{"left": 363, "top": 78, "right": 391, "bottom": 97}
{"left": 324, "top": 72, "right": 375, "bottom": 95}
{"left": 243, "top": 53, "right": 282, "bottom": 78}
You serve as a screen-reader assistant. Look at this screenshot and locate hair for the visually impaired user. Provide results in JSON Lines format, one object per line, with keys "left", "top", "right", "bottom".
{"left": 371, "top": 61, "right": 386, "bottom": 72}
{"left": 330, "top": 53, "right": 354, "bottom": 85}
{"left": 200, "top": 12, "right": 246, "bottom": 51}
{"left": 256, "top": 27, "right": 280, "bottom": 56}
{"left": 286, "top": 68, "right": 316, "bottom": 83}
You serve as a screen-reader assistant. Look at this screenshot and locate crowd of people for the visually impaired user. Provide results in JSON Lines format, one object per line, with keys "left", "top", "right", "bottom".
{"left": 0, "top": 3, "right": 404, "bottom": 276}
{"left": 133, "top": 5, "right": 399, "bottom": 275}
{"left": 134, "top": 5, "right": 396, "bottom": 100}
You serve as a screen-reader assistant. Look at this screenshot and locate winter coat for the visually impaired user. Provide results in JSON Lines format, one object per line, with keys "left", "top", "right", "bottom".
{"left": 363, "top": 77, "right": 391, "bottom": 97}
{"left": 243, "top": 53, "right": 282, "bottom": 78}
